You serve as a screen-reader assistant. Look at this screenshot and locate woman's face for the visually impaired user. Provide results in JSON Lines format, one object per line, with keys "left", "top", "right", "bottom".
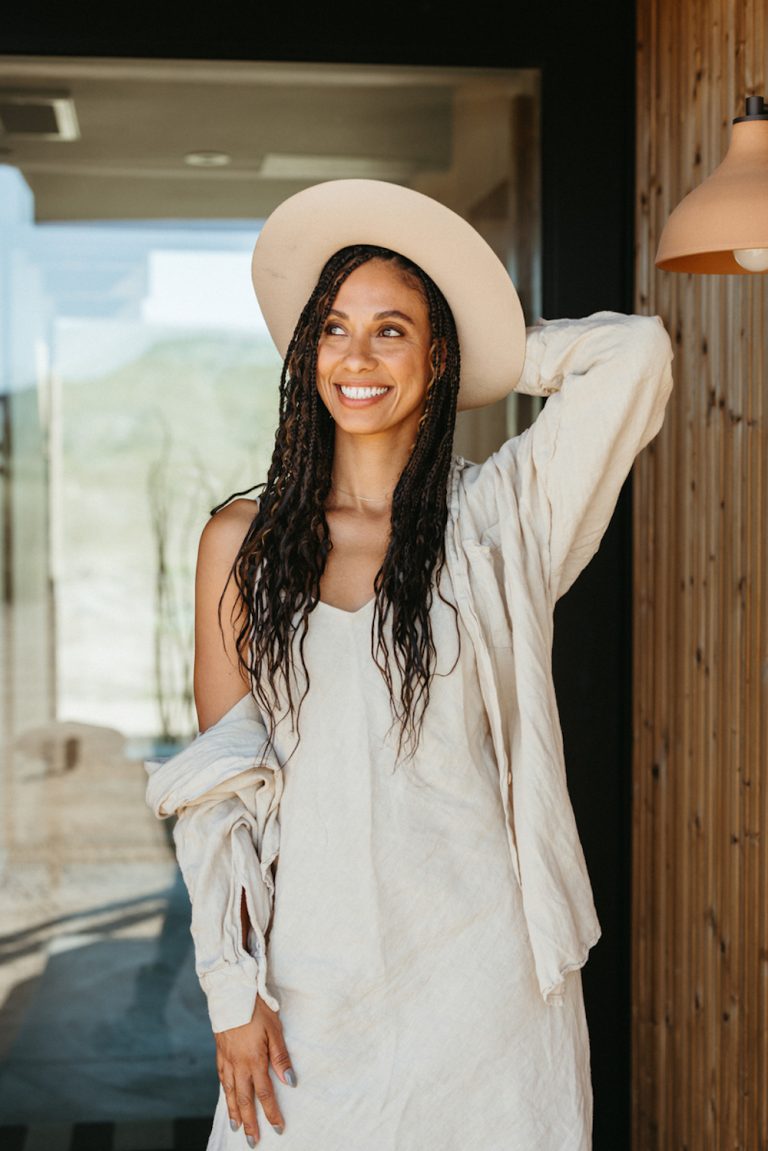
{"left": 315, "top": 258, "right": 433, "bottom": 442}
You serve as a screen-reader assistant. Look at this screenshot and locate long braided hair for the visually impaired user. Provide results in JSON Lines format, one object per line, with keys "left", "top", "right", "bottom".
{"left": 214, "top": 243, "right": 461, "bottom": 756}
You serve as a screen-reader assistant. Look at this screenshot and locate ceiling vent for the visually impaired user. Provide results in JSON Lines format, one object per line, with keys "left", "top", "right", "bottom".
{"left": 0, "top": 89, "right": 80, "bottom": 141}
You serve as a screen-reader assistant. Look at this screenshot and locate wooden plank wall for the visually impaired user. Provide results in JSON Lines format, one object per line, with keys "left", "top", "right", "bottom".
{"left": 633, "top": 0, "right": 767, "bottom": 1147}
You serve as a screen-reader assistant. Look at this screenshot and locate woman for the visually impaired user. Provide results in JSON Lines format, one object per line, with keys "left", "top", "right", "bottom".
{"left": 145, "top": 178, "right": 674, "bottom": 1150}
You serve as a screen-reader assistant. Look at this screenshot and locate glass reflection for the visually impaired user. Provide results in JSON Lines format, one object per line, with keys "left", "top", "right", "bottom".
{"left": 0, "top": 50, "right": 539, "bottom": 1134}
{"left": 0, "top": 167, "right": 280, "bottom": 1131}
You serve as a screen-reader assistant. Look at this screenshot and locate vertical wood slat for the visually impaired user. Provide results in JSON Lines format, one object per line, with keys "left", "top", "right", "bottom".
{"left": 633, "top": 1, "right": 767, "bottom": 1147}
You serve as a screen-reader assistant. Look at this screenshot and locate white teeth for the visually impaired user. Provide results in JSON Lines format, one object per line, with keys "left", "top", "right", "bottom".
{"left": 339, "top": 385, "right": 389, "bottom": 399}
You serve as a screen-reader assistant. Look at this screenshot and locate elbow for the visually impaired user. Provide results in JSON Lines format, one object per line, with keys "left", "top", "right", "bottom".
{"left": 627, "top": 314, "right": 675, "bottom": 408}
{"left": 640, "top": 314, "right": 675, "bottom": 374}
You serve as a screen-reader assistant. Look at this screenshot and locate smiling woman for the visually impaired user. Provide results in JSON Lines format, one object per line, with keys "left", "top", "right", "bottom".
{"left": 316, "top": 258, "right": 433, "bottom": 440}
{"left": 144, "top": 178, "right": 674, "bottom": 1151}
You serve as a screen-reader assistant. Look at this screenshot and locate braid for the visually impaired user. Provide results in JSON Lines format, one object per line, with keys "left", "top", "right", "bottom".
{"left": 371, "top": 260, "right": 460, "bottom": 754}
{"left": 216, "top": 243, "right": 461, "bottom": 757}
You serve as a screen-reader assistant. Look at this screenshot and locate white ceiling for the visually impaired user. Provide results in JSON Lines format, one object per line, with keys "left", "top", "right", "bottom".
{"left": 0, "top": 56, "right": 535, "bottom": 222}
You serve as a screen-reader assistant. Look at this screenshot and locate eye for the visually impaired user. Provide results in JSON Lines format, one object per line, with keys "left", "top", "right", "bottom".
{"left": 323, "top": 321, "right": 346, "bottom": 336}
{"left": 379, "top": 325, "right": 404, "bottom": 338}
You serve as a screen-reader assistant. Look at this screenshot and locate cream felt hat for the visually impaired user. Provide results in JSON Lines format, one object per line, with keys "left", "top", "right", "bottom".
{"left": 250, "top": 178, "right": 527, "bottom": 411}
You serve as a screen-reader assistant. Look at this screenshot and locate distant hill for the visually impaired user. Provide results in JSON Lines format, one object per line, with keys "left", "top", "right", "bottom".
{"left": 58, "top": 332, "right": 282, "bottom": 743}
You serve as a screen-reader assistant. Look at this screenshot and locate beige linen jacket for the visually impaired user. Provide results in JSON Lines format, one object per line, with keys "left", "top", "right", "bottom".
{"left": 145, "top": 309, "right": 674, "bottom": 1034}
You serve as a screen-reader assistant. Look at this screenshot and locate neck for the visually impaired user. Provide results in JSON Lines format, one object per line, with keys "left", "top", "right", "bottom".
{"left": 330, "top": 427, "right": 413, "bottom": 505}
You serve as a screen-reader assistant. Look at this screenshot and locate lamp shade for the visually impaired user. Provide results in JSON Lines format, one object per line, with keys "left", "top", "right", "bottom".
{"left": 655, "top": 98, "right": 768, "bottom": 273}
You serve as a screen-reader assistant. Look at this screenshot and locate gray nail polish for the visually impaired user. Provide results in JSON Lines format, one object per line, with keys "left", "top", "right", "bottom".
{"left": 271, "top": 1124, "right": 284, "bottom": 1135}
{"left": 284, "top": 1068, "right": 297, "bottom": 1087}
{"left": 230, "top": 1119, "right": 239, "bottom": 1131}
{"left": 246, "top": 1137, "right": 256, "bottom": 1149}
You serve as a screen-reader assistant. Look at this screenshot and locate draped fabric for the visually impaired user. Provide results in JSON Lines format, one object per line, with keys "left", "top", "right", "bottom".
{"left": 144, "top": 308, "right": 674, "bottom": 1040}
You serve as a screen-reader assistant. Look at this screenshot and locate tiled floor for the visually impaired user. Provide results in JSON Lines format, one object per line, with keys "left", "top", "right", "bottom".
{"left": 0, "top": 1116, "right": 212, "bottom": 1150}
{"left": 0, "top": 735, "right": 219, "bottom": 1139}
{"left": 0, "top": 878, "right": 218, "bottom": 1124}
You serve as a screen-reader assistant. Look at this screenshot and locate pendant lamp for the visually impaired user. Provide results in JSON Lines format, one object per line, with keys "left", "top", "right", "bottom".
{"left": 655, "top": 95, "right": 768, "bottom": 273}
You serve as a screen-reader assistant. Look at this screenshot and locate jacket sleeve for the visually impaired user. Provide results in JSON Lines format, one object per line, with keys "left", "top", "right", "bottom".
{"left": 494, "top": 309, "right": 674, "bottom": 600}
{"left": 144, "top": 692, "right": 283, "bottom": 1033}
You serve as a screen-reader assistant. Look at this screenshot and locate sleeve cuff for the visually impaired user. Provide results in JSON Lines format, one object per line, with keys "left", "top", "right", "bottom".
{"left": 202, "top": 961, "right": 260, "bottom": 1034}
{"left": 200, "top": 948, "right": 282, "bottom": 1033}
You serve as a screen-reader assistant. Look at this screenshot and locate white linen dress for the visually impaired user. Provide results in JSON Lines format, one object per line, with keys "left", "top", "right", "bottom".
{"left": 206, "top": 567, "right": 592, "bottom": 1150}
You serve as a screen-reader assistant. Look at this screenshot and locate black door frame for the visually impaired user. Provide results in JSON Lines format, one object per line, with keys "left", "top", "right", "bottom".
{"left": 1, "top": 4, "right": 637, "bottom": 1145}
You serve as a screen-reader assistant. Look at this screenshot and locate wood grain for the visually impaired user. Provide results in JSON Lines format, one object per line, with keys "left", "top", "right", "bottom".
{"left": 633, "top": 1, "right": 767, "bottom": 1146}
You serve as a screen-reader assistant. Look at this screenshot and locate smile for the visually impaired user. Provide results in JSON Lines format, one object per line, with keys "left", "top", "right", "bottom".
{"left": 338, "top": 385, "right": 390, "bottom": 400}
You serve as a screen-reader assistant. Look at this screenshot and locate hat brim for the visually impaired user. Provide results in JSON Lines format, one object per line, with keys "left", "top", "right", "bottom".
{"left": 251, "top": 179, "right": 526, "bottom": 412}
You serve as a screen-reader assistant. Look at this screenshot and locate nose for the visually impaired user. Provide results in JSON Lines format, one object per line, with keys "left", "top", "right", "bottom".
{"left": 342, "top": 331, "right": 377, "bottom": 372}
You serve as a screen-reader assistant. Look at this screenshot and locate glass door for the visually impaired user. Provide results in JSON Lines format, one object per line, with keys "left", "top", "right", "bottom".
{"left": 0, "top": 55, "right": 540, "bottom": 1146}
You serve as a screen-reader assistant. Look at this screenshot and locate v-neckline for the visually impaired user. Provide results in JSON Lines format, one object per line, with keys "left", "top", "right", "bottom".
{"left": 315, "top": 596, "right": 375, "bottom": 619}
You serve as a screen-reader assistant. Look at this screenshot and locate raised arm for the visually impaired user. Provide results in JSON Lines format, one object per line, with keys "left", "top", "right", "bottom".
{"left": 488, "top": 310, "right": 674, "bottom": 601}
{"left": 451, "top": 312, "right": 673, "bottom": 1005}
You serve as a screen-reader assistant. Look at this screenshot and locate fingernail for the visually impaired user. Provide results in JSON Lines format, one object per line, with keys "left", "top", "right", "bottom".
{"left": 229, "top": 1119, "right": 239, "bottom": 1131}
{"left": 246, "top": 1137, "right": 256, "bottom": 1149}
{"left": 271, "top": 1124, "right": 284, "bottom": 1135}
{"left": 284, "top": 1068, "right": 297, "bottom": 1087}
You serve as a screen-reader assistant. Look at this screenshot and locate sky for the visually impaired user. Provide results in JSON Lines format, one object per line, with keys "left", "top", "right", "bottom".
{"left": 141, "top": 249, "right": 270, "bottom": 334}
{"left": 48, "top": 232, "right": 275, "bottom": 380}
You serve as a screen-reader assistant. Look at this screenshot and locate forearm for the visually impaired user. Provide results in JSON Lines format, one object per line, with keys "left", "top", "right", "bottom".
{"left": 514, "top": 309, "right": 672, "bottom": 400}
{"left": 144, "top": 691, "right": 284, "bottom": 1030}
{"left": 168, "top": 799, "right": 281, "bottom": 1029}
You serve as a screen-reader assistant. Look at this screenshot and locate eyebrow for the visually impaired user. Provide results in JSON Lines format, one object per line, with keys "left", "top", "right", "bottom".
{"left": 327, "top": 308, "right": 416, "bottom": 325}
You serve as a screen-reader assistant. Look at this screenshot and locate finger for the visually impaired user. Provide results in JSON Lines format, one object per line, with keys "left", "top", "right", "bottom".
{"left": 268, "top": 1028, "right": 297, "bottom": 1087}
{"left": 252, "top": 1066, "right": 285, "bottom": 1134}
{"left": 217, "top": 1062, "right": 241, "bottom": 1132}
{"left": 235, "top": 1069, "right": 261, "bottom": 1146}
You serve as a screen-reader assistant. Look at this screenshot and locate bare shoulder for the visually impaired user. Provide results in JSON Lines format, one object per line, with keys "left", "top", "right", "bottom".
{"left": 194, "top": 498, "right": 259, "bottom": 730}
{"left": 197, "top": 497, "right": 259, "bottom": 574}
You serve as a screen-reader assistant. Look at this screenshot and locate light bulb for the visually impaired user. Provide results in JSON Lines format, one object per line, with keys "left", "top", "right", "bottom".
{"left": 733, "top": 248, "right": 768, "bottom": 272}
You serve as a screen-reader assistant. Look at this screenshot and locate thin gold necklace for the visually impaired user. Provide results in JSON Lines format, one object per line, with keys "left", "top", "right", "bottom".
{"left": 331, "top": 484, "right": 392, "bottom": 503}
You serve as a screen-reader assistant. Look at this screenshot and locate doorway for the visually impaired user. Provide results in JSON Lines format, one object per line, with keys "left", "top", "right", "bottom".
{"left": 0, "top": 54, "right": 540, "bottom": 1142}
